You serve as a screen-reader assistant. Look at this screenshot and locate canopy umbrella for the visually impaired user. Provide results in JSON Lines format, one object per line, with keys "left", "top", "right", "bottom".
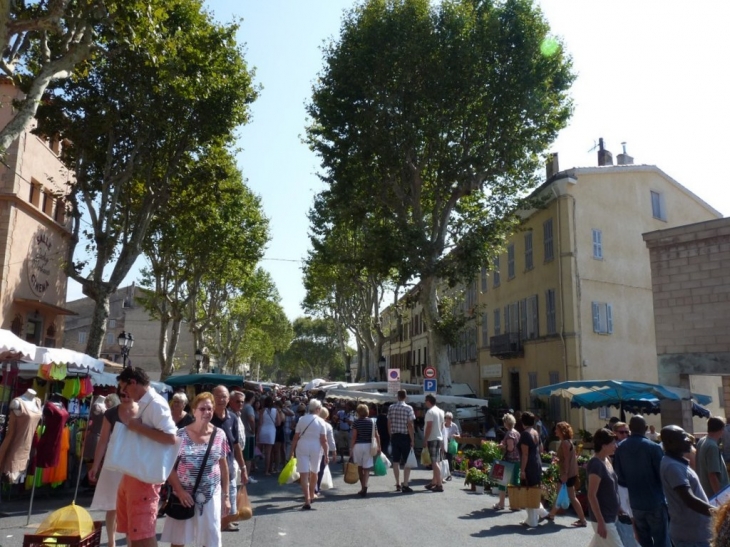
{"left": 34, "top": 346, "right": 104, "bottom": 373}
{"left": 531, "top": 380, "right": 712, "bottom": 421}
{"left": 164, "top": 373, "right": 246, "bottom": 388}
{"left": 599, "top": 399, "right": 712, "bottom": 419}
{"left": 303, "top": 378, "right": 326, "bottom": 391}
{"left": 324, "top": 389, "right": 491, "bottom": 408}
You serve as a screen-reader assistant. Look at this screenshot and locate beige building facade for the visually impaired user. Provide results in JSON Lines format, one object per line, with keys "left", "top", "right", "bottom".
{"left": 64, "top": 284, "right": 196, "bottom": 379}
{"left": 0, "top": 81, "right": 75, "bottom": 345}
{"left": 480, "top": 148, "right": 721, "bottom": 431}
{"left": 644, "top": 217, "right": 730, "bottom": 432}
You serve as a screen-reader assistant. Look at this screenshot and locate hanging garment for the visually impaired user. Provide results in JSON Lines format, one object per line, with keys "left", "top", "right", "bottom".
{"left": 35, "top": 403, "right": 69, "bottom": 468}
{"left": 47, "top": 427, "right": 70, "bottom": 485}
{"left": 62, "top": 380, "right": 76, "bottom": 400}
{"left": 0, "top": 398, "right": 42, "bottom": 477}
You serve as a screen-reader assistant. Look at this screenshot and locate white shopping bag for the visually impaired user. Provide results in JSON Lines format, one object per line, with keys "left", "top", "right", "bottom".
{"left": 320, "top": 465, "right": 334, "bottom": 491}
{"left": 405, "top": 448, "right": 418, "bottom": 469}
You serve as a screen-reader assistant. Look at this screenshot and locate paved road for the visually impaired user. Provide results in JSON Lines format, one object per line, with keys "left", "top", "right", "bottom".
{"left": 0, "top": 465, "right": 594, "bottom": 547}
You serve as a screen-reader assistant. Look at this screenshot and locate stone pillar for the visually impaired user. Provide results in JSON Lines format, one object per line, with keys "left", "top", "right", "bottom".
{"left": 723, "top": 376, "right": 730, "bottom": 420}
{"left": 659, "top": 373, "right": 693, "bottom": 433}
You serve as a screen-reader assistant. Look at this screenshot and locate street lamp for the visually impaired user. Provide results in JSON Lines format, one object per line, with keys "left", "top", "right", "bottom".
{"left": 118, "top": 331, "right": 134, "bottom": 368}
{"left": 194, "top": 349, "right": 203, "bottom": 373}
{"left": 379, "top": 356, "right": 386, "bottom": 381}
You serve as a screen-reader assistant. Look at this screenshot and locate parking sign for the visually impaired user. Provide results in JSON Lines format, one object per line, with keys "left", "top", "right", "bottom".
{"left": 424, "top": 379, "right": 437, "bottom": 393}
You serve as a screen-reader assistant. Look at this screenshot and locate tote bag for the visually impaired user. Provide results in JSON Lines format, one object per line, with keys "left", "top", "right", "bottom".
{"left": 370, "top": 418, "right": 380, "bottom": 457}
{"left": 105, "top": 423, "right": 180, "bottom": 484}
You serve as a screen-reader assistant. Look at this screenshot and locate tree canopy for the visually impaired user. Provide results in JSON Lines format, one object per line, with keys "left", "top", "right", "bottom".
{"left": 305, "top": 0, "right": 575, "bottom": 390}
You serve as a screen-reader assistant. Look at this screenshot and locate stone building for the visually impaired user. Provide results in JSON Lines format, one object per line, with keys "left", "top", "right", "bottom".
{"left": 63, "top": 284, "right": 196, "bottom": 379}
{"left": 0, "top": 80, "right": 75, "bottom": 345}
{"left": 644, "top": 216, "right": 730, "bottom": 432}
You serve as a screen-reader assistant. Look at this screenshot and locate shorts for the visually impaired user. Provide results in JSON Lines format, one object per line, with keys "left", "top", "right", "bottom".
{"left": 295, "top": 444, "right": 322, "bottom": 474}
{"left": 391, "top": 433, "right": 411, "bottom": 466}
{"left": 427, "top": 440, "right": 442, "bottom": 464}
{"left": 566, "top": 475, "right": 577, "bottom": 488}
{"left": 244, "top": 436, "right": 255, "bottom": 461}
{"left": 116, "top": 475, "right": 160, "bottom": 541}
{"left": 275, "top": 425, "right": 284, "bottom": 443}
{"left": 351, "top": 443, "right": 374, "bottom": 469}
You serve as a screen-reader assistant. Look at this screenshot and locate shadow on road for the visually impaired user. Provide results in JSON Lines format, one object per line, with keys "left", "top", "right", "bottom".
{"left": 458, "top": 508, "right": 503, "bottom": 520}
{"left": 471, "top": 523, "right": 563, "bottom": 537}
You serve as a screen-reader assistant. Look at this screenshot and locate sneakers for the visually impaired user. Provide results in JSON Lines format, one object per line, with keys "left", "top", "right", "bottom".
{"left": 248, "top": 476, "right": 258, "bottom": 484}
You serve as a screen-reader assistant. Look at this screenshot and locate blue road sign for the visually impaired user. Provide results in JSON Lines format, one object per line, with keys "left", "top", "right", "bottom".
{"left": 424, "top": 379, "right": 437, "bottom": 393}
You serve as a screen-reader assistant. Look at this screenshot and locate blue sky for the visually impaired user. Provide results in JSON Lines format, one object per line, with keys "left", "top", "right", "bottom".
{"left": 68, "top": 0, "right": 730, "bottom": 320}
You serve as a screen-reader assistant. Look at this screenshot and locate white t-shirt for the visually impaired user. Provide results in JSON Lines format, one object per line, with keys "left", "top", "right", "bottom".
{"left": 442, "top": 422, "right": 460, "bottom": 442}
{"left": 138, "top": 387, "right": 176, "bottom": 434}
{"left": 425, "top": 405, "right": 445, "bottom": 442}
{"left": 295, "top": 414, "right": 326, "bottom": 446}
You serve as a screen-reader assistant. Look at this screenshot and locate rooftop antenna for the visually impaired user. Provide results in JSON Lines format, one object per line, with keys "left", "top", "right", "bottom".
{"left": 621, "top": 142, "right": 627, "bottom": 154}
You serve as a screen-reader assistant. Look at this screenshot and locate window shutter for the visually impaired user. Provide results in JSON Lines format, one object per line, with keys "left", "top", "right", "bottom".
{"left": 504, "top": 306, "right": 510, "bottom": 333}
{"left": 532, "top": 294, "right": 539, "bottom": 338}
{"left": 607, "top": 304, "right": 613, "bottom": 334}
{"left": 592, "top": 302, "right": 600, "bottom": 333}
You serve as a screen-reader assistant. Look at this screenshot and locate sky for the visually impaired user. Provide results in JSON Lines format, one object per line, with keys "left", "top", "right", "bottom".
{"left": 67, "top": 0, "right": 730, "bottom": 320}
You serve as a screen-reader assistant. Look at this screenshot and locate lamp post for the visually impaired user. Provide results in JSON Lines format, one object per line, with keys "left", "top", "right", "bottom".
{"left": 194, "top": 349, "right": 203, "bottom": 373}
{"left": 118, "top": 331, "right": 134, "bottom": 368}
{"left": 379, "top": 356, "right": 386, "bottom": 381}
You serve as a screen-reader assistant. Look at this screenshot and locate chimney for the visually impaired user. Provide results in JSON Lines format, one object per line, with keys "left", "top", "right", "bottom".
{"left": 597, "top": 138, "right": 613, "bottom": 166}
{"left": 546, "top": 152, "right": 559, "bottom": 179}
{"left": 617, "top": 142, "right": 634, "bottom": 165}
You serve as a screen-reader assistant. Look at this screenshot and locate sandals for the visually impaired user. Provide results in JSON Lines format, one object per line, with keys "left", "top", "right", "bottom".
{"left": 395, "top": 485, "right": 401, "bottom": 492}
{"left": 538, "top": 515, "right": 555, "bottom": 523}
{"left": 572, "top": 520, "right": 587, "bottom": 528}
{"left": 492, "top": 503, "right": 505, "bottom": 510}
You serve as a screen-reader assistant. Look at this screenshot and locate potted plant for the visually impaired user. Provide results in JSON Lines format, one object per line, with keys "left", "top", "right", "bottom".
{"left": 479, "top": 441, "right": 502, "bottom": 465}
{"left": 467, "top": 469, "right": 488, "bottom": 494}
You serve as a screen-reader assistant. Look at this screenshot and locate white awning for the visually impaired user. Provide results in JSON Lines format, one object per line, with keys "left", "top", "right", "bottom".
{"left": 34, "top": 347, "right": 105, "bottom": 372}
{"left": 0, "top": 329, "right": 37, "bottom": 361}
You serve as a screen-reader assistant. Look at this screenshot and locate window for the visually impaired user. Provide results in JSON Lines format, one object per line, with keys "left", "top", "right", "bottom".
{"left": 524, "top": 233, "right": 533, "bottom": 271}
{"left": 505, "top": 302, "right": 519, "bottom": 334}
{"left": 507, "top": 244, "right": 515, "bottom": 279}
{"left": 592, "top": 302, "right": 613, "bottom": 334}
{"left": 592, "top": 229, "right": 603, "bottom": 259}
{"left": 544, "top": 219, "right": 554, "bottom": 262}
{"left": 78, "top": 331, "right": 87, "bottom": 344}
{"left": 108, "top": 319, "right": 116, "bottom": 328}
{"left": 460, "top": 331, "right": 467, "bottom": 361}
{"left": 417, "top": 348, "right": 421, "bottom": 365}
{"left": 481, "top": 312, "right": 489, "bottom": 347}
{"left": 493, "top": 257, "right": 501, "bottom": 287}
{"left": 651, "top": 190, "right": 666, "bottom": 221}
{"left": 481, "top": 266, "right": 488, "bottom": 292}
{"left": 546, "top": 289, "right": 557, "bottom": 335}
{"left": 29, "top": 180, "right": 41, "bottom": 206}
{"left": 54, "top": 199, "right": 66, "bottom": 223}
{"left": 469, "top": 328, "right": 477, "bottom": 360}
{"left": 106, "top": 333, "right": 114, "bottom": 346}
{"left": 528, "top": 372, "right": 538, "bottom": 392}
{"left": 493, "top": 309, "right": 501, "bottom": 336}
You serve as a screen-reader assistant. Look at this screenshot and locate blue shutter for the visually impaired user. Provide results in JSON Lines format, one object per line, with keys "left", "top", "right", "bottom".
{"left": 532, "top": 295, "right": 539, "bottom": 338}
{"left": 592, "top": 302, "right": 600, "bottom": 333}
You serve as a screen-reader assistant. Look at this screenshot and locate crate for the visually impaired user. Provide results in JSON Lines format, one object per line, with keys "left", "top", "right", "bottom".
{"left": 23, "top": 521, "right": 102, "bottom": 547}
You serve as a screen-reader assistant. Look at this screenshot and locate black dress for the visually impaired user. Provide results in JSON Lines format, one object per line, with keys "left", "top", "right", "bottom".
{"left": 517, "top": 428, "right": 542, "bottom": 487}
{"left": 175, "top": 413, "right": 194, "bottom": 428}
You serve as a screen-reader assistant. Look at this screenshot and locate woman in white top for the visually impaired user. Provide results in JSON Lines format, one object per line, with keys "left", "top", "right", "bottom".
{"left": 258, "top": 396, "right": 280, "bottom": 475}
{"left": 291, "top": 399, "right": 328, "bottom": 510}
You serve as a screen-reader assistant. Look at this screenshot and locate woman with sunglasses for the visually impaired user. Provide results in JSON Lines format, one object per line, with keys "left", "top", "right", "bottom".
{"left": 89, "top": 390, "right": 133, "bottom": 547}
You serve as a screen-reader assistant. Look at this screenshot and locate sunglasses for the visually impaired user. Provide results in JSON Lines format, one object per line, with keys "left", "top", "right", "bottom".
{"left": 616, "top": 430, "right": 630, "bottom": 435}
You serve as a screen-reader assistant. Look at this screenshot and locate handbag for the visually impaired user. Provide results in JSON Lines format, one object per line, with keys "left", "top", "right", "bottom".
{"left": 507, "top": 485, "right": 542, "bottom": 509}
{"left": 369, "top": 418, "right": 380, "bottom": 457}
{"left": 344, "top": 461, "right": 359, "bottom": 484}
{"left": 105, "top": 401, "right": 180, "bottom": 484}
{"left": 439, "top": 459, "right": 451, "bottom": 480}
{"left": 448, "top": 438, "right": 458, "bottom": 455}
{"left": 489, "top": 460, "right": 515, "bottom": 487}
{"left": 163, "top": 429, "right": 218, "bottom": 520}
{"left": 421, "top": 448, "right": 431, "bottom": 466}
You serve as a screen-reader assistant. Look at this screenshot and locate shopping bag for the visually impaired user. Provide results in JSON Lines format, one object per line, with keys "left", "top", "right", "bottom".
{"left": 278, "top": 458, "right": 298, "bottom": 485}
{"left": 344, "top": 461, "right": 359, "bottom": 484}
{"left": 320, "top": 465, "right": 334, "bottom": 491}
{"left": 405, "top": 448, "right": 418, "bottom": 469}
{"left": 105, "top": 424, "right": 181, "bottom": 484}
{"left": 421, "top": 448, "right": 432, "bottom": 466}
{"left": 489, "top": 460, "right": 514, "bottom": 487}
{"left": 556, "top": 483, "right": 570, "bottom": 510}
{"left": 374, "top": 455, "right": 388, "bottom": 476}
{"left": 379, "top": 452, "right": 392, "bottom": 468}
{"left": 439, "top": 459, "right": 450, "bottom": 480}
{"left": 235, "top": 486, "right": 253, "bottom": 521}
{"left": 448, "top": 438, "right": 458, "bottom": 455}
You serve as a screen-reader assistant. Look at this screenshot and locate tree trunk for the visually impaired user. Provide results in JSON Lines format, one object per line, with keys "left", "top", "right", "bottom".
{"left": 355, "top": 340, "right": 364, "bottom": 382}
{"left": 84, "top": 289, "right": 111, "bottom": 358}
{"left": 421, "top": 275, "right": 453, "bottom": 394}
{"left": 157, "top": 315, "right": 170, "bottom": 378}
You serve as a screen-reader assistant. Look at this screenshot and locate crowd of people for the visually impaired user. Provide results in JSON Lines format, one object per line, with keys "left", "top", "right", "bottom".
{"left": 84, "top": 366, "right": 730, "bottom": 547}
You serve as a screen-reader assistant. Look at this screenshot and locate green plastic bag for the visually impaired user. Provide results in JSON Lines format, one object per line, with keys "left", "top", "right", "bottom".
{"left": 373, "top": 454, "right": 388, "bottom": 476}
{"left": 448, "top": 439, "right": 458, "bottom": 455}
{"left": 278, "top": 458, "right": 298, "bottom": 485}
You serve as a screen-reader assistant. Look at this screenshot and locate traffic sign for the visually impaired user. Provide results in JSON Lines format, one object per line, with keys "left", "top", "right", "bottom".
{"left": 388, "top": 368, "right": 401, "bottom": 382}
{"left": 424, "top": 379, "right": 437, "bottom": 393}
{"left": 423, "top": 366, "right": 437, "bottom": 380}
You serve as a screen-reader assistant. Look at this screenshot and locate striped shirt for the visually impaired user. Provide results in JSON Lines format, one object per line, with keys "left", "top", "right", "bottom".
{"left": 387, "top": 401, "right": 415, "bottom": 434}
{"left": 353, "top": 418, "right": 375, "bottom": 444}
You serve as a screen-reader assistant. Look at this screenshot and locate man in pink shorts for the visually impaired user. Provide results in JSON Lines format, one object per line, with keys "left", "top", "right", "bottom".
{"left": 116, "top": 367, "right": 177, "bottom": 547}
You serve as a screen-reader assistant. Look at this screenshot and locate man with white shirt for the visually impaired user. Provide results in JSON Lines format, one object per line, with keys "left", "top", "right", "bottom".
{"left": 423, "top": 394, "right": 445, "bottom": 492}
{"left": 116, "top": 367, "right": 176, "bottom": 547}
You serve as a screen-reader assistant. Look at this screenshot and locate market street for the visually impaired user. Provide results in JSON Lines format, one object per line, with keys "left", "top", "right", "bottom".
{"left": 0, "top": 466, "right": 593, "bottom": 547}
